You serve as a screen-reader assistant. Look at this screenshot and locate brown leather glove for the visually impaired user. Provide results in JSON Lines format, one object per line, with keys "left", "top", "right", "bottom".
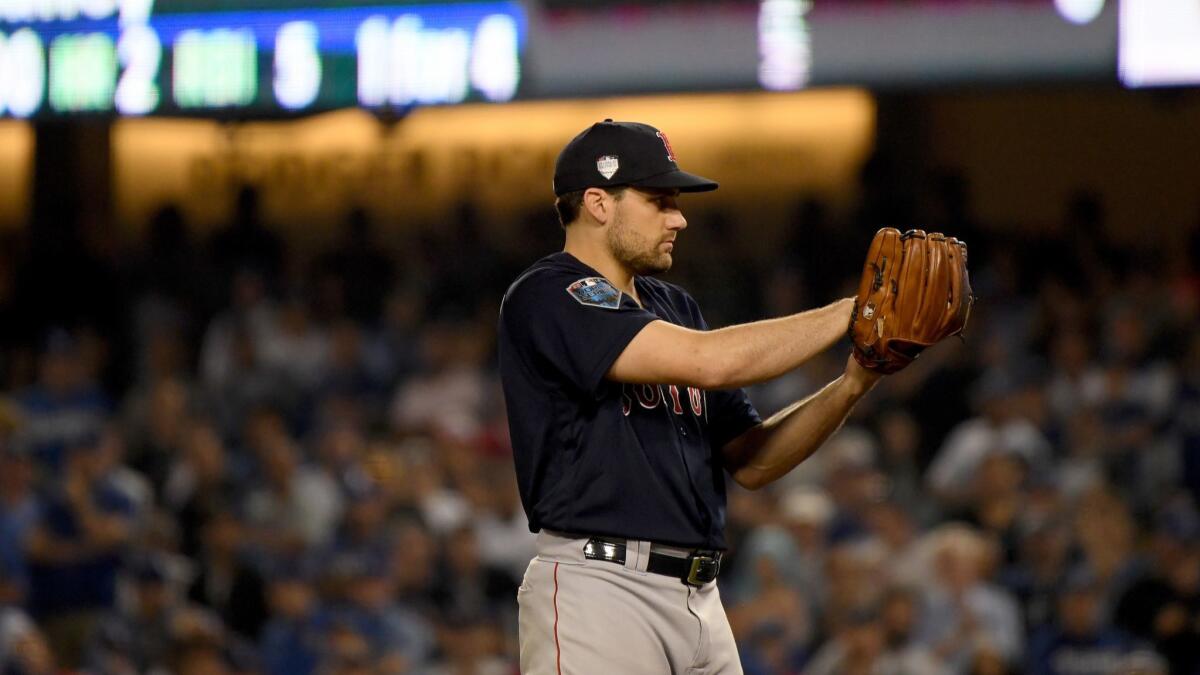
{"left": 849, "top": 227, "right": 973, "bottom": 374}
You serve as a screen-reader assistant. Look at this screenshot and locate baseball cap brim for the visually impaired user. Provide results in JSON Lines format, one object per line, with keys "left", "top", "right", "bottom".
{"left": 630, "top": 169, "right": 718, "bottom": 193}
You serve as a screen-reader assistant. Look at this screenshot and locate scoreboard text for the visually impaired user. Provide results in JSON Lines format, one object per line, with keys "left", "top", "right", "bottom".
{"left": 0, "top": 0, "right": 526, "bottom": 117}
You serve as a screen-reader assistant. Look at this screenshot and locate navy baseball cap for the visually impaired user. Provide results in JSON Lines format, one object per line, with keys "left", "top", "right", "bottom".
{"left": 553, "top": 120, "right": 718, "bottom": 196}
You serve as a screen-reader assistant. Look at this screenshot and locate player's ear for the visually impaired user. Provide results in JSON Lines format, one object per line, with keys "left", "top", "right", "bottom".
{"left": 581, "top": 187, "right": 615, "bottom": 226}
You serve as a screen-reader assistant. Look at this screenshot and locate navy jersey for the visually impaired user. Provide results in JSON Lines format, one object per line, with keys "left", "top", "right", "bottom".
{"left": 497, "top": 252, "right": 761, "bottom": 549}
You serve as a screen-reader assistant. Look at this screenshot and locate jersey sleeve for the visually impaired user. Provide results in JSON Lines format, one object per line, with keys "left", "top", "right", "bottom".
{"left": 685, "top": 295, "right": 763, "bottom": 449}
{"left": 501, "top": 269, "right": 658, "bottom": 397}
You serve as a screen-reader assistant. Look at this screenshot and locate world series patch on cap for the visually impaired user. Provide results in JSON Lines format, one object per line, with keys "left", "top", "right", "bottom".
{"left": 553, "top": 120, "right": 719, "bottom": 196}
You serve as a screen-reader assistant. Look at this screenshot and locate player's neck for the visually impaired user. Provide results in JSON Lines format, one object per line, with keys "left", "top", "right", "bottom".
{"left": 563, "top": 242, "right": 638, "bottom": 299}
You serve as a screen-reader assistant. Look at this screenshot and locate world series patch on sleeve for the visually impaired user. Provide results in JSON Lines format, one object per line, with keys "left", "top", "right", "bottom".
{"left": 566, "top": 277, "right": 623, "bottom": 309}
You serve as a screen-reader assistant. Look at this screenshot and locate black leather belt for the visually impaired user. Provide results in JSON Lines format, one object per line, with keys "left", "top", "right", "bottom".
{"left": 582, "top": 537, "right": 721, "bottom": 587}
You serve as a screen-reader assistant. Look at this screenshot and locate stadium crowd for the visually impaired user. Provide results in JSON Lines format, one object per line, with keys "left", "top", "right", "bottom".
{"left": 0, "top": 178, "right": 1198, "bottom": 675}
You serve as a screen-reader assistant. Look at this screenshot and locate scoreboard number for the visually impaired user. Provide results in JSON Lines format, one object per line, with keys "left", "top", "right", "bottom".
{"left": 0, "top": 29, "right": 47, "bottom": 117}
{"left": 274, "top": 21, "right": 321, "bottom": 111}
{"left": 115, "top": 25, "right": 161, "bottom": 115}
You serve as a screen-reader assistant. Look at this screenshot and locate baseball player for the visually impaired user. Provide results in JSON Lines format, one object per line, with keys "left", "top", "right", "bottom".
{"left": 497, "top": 120, "right": 969, "bottom": 674}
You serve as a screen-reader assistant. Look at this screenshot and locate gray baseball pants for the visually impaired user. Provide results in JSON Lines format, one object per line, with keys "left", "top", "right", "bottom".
{"left": 518, "top": 530, "right": 743, "bottom": 674}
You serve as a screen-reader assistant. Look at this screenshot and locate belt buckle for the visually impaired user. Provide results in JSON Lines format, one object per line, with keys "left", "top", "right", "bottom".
{"left": 685, "top": 553, "right": 719, "bottom": 586}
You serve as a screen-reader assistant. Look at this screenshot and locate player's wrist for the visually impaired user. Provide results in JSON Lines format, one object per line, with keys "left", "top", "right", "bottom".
{"left": 842, "top": 354, "right": 883, "bottom": 395}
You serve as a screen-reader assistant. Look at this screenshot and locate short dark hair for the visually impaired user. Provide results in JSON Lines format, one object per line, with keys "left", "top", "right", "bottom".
{"left": 555, "top": 187, "right": 626, "bottom": 228}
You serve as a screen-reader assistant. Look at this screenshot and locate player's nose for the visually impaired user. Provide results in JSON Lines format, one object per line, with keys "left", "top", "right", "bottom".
{"left": 666, "top": 212, "right": 687, "bottom": 231}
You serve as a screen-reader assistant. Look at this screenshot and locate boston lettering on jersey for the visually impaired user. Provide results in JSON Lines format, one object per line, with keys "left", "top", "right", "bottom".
{"left": 622, "top": 383, "right": 704, "bottom": 417}
{"left": 498, "top": 252, "right": 761, "bottom": 549}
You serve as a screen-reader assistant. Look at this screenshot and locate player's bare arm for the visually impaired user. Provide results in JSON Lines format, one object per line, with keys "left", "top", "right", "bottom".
{"left": 722, "top": 227, "right": 973, "bottom": 491}
{"left": 606, "top": 296, "right": 855, "bottom": 389}
{"left": 720, "top": 355, "right": 881, "bottom": 490}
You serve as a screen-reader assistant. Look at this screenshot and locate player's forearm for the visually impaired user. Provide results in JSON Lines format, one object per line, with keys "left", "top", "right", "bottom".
{"left": 701, "top": 297, "right": 853, "bottom": 389}
{"left": 606, "top": 297, "right": 853, "bottom": 389}
{"left": 722, "top": 366, "right": 878, "bottom": 490}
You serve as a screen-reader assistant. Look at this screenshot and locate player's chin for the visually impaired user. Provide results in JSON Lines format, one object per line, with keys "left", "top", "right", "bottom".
{"left": 633, "top": 254, "right": 672, "bottom": 276}
{"left": 649, "top": 256, "right": 673, "bottom": 274}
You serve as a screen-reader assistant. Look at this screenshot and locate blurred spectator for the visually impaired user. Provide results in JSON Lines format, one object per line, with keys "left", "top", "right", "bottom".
{"left": 1026, "top": 572, "right": 1142, "bottom": 675}
{"left": 915, "top": 525, "right": 1023, "bottom": 672}
{"left": 170, "top": 637, "right": 235, "bottom": 675}
{"left": 405, "top": 448, "right": 472, "bottom": 537}
{"left": 257, "top": 293, "right": 330, "bottom": 394}
{"left": 963, "top": 450, "right": 1029, "bottom": 566}
{"left": 0, "top": 449, "right": 38, "bottom": 606}
{"left": 730, "top": 488, "right": 831, "bottom": 609}
{"left": 317, "top": 550, "right": 433, "bottom": 672}
{"left": 802, "top": 604, "right": 885, "bottom": 675}
{"left": 259, "top": 558, "right": 322, "bottom": 675}
{"left": 863, "top": 500, "right": 923, "bottom": 589}
{"left": 1114, "top": 513, "right": 1200, "bottom": 675}
{"left": 208, "top": 186, "right": 285, "bottom": 293}
{"left": 86, "top": 553, "right": 223, "bottom": 674}
{"left": 312, "top": 209, "right": 395, "bottom": 324}
{"left": 461, "top": 464, "right": 535, "bottom": 583}
{"left": 0, "top": 607, "right": 58, "bottom": 675}
{"left": 1086, "top": 305, "right": 1178, "bottom": 506}
{"left": 778, "top": 427, "right": 884, "bottom": 545}
{"left": 25, "top": 437, "right": 137, "bottom": 666}
{"left": 12, "top": 330, "right": 111, "bottom": 471}
{"left": 727, "top": 525, "right": 814, "bottom": 673}
{"left": 878, "top": 586, "right": 951, "bottom": 675}
{"left": 186, "top": 509, "right": 269, "bottom": 640}
{"left": 242, "top": 413, "right": 343, "bottom": 553}
{"left": 313, "top": 424, "right": 372, "bottom": 498}
{"left": 389, "top": 321, "right": 489, "bottom": 437}
{"left": 1000, "top": 519, "right": 1072, "bottom": 633}
{"left": 426, "top": 618, "right": 511, "bottom": 675}
{"left": 1069, "top": 489, "right": 1144, "bottom": 620}
{"left": 312, "top": 321, "right": 387, "bottom": 420}
{"left": 130, "top": 205, "right": 200, "bottom": 308}
{"left": 163, "top": 420, "right": 243, "bottom": 559}
{"left": 200, "top": 270, "right": 275, "bottom": 391}
{"left": 825, "top": 448, "right": 888, "bottom": 544}
{"left": 430, "top": 526, "right": 518, "bottom": 625}
{"left": 372, "top": 285, "right": 428, "bottom": 386}
{"left": 320, "top": 481, "right": 394, "bottom": 613}
{"left": 926, "top": 367, "right": 1052, "bottom": 510}
{"left": 123, "top": 376, "right": 193, "bottom": 491}
{"left": 728, "top": 491, "right": 831, "bottom": 667}
{"left": 1044, "top": 329, "right": 1099, "bottom": 425}
{"left": 874, "top": 407, "right": 938, "bottom": 525}
{"left": 388, "top": 520, "right": 438, "bottom": 614}
{"left": 1055, "top": 408, "right": 1112, "bottom": 500}
{"left": 200, "top": 273, "right": 298, "bottom": 435}
{"left": 824, "top": 540, "right": 888, "bottom": 638}
{"left": 1113, "top": 649, "right": 1169, "bottom": 675}
{"left": 1176, "top": 330, "right": 1200, "bottom": 504}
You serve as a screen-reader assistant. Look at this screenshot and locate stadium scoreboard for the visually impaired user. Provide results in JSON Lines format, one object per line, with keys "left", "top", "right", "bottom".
{"left": 0, "top": 0, "right": 1157, "bottom": 120}
{"left": 0, "top": 0, "right": 526, "bottom": 117}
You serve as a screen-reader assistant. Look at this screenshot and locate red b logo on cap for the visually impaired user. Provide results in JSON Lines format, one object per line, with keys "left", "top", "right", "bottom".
{"left": 656, "top": 131, "right": 677, "bottom": 163}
